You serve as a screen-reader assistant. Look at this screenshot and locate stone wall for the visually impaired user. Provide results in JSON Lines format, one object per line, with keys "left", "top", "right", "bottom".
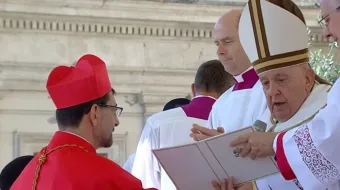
{"left": 0, "top": 0, "right": 329, "bottom": 169}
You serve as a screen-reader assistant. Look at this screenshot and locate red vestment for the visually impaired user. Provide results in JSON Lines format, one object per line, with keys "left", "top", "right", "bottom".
{"left": 11, "top": 131, "right": 157, "bottom": 190}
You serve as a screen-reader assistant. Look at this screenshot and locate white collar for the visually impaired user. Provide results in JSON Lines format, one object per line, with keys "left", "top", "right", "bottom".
{"left": 233, "top": 66, "right": 253, "bottom": 83}
{"left": 193, "top": 95, "right": 217, "bottom": 100}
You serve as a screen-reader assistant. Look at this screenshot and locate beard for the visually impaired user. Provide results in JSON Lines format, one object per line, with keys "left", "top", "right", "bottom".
{"left": 100, "top": 133, "right": 113, "bottom": 148}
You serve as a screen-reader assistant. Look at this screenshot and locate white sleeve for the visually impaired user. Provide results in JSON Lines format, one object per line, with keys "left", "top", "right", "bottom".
{"left": 250, "top": 83, "right": 268, "bottom": 124}
{"left": 207, "top": 106, "right": 219, "bottom": 130}
{"left": 131, "top": 120, "right": 160, "bottom": 189}
{"left": 275, "top": 79, "right": 340, "bottom": 190}
{"left": 122, "top": 153, "right": 135, "bottom": 173}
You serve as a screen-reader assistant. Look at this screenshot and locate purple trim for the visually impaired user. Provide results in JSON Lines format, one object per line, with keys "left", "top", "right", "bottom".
{"left": 233, "top": 68, "right": 259, "bottom": 91}
{"left": 181, "top": 96, "right": 216, "bottom": 120}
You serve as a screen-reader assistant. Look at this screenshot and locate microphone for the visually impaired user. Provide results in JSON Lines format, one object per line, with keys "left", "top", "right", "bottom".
{"left": 253, "top": 120, "right": 267, "bottom": 132}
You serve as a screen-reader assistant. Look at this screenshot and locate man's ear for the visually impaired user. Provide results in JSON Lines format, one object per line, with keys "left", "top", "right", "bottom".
{"left": 89, "top": 104, "right": 100, "bottom": 127}
{"left": 191, "top": 83, "right": 196, "bottom": 97}
{"left": 305, "top": 69, "right": 315, "bottom": 92}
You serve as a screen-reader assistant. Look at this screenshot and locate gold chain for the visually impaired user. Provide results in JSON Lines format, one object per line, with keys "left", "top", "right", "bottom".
{"left": 32, "top": 144, "right": 89, "bottom": 190}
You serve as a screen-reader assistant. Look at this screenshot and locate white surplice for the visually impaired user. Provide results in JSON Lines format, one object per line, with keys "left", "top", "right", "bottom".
{"left": 254, "top": 83, "right": 331, "bottom": 190}
{"left": 131, "top": 96, "right": 216, "bottom": 190}
{"left": 273, "top": 78, "right": 340, "bottom": 190}
{"left": 208, "top": 67, "right": 267, "bottom": 132}
{"left": 122, "top": 153, "right": 136, "bottom": 173}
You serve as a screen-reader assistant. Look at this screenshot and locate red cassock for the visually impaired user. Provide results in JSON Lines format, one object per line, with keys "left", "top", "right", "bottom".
{"left": 11, "top": 131, "right": 157, "bottom": 190}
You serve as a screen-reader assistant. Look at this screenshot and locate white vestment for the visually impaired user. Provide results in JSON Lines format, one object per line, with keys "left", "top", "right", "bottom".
{"left": 254, "top": 83, "right": 331, "bottom": 190}
{"left": 122, "top": 153, "right": 136, "bottom": 173}
{"left": 131, "top": 96, "right": 216, "bottom": 190}
{"left": 208, "top": 67, "right": 267, "bottom": 132}
{"left": 273, "top": 78, "right": 340, "bottom": 190}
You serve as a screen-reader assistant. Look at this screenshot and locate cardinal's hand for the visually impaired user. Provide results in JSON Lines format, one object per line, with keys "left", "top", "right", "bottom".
{"left": 190, "top": 124, "right": 224, "bottom": 141}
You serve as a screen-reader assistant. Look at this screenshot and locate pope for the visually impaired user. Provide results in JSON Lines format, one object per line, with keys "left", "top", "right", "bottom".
{"left": 10, "top": 54, "right": 157, "bottom": 190}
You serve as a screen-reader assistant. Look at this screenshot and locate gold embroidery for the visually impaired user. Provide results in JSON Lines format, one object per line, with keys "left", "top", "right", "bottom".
{"left": 32, "top": 144, "right": 89, "bottom": 190}
{"left": 254, "top": 51, "right": 309, "bottom": 73}
{"left": 253, "top": 49, "right": 310, "bottom": 75}
{"left": 248, "top": 0, "right": 269, "bottom": 59}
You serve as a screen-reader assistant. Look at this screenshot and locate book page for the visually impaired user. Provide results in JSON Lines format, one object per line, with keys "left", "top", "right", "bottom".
{"left": 152, "top": 144, "right": 218, "bottom": 190}
{"left": 196, "top": 142, "right": 228, "bottom": 181}
{"left": 153, "top": 126, "right": 279, "bottom": 189}
{"left": 205, "top": 127, "right": 279, "bottom": 185}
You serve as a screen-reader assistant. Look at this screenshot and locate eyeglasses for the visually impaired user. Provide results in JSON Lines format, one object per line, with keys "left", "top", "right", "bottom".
{"left": 318, "top": 5, "right": 340, "bottom": 28}
{"left": 98, "top": 104, "right": 123, "bottom": 116}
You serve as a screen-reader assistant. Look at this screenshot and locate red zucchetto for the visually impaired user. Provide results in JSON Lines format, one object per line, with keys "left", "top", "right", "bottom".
{"left": 46, "top": 54, "right": 111, "bottom": 109}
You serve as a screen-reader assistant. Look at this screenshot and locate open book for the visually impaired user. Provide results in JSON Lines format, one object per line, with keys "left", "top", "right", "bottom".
{"left": 152, "top": 127, "right": 278, "bottom": 190}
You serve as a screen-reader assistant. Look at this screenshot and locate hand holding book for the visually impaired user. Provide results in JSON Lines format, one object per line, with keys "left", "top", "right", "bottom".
{"left": 212, "top": 177, "right": 253, "bottom": 190}
{"left": 190, "top": 124, "right": 224, "bottom": 141}
{"left": 190, "top": 120, "right": 277, "bottom": 160}
{"left": 230, "top": 132, "right": 278, "bottom": 159}
{"left": 152, "top": 127, "right": 279, "bottom": 190}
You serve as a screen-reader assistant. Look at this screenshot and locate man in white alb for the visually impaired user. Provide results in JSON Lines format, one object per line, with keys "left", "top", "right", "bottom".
{"left": 131, "top": 60, "right": 234, "bottom": 190}
{"left": 196, "top": 9, "right": 267, "bottom": 136}
{"left": 122, "top": 98, "right": 190, "bottom": 173}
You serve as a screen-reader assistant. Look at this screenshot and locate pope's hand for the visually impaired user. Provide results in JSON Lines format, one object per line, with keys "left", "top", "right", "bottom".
{"left": 190, "top": 124, "right": 224, "bottom": 141}
{"left": 212, "top": 178, "right": 233, "bottom": 190}
{"left": 212, "top": 177, "right": 253, "bottom": 190}
{"left": 230, "top": 131, "right": 278, "bottom": 159}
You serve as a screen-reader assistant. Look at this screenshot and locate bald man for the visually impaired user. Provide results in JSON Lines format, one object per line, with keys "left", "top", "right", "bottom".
{"left": 190, "top": 10, "right": 267, "bottom": 190}
{"left": 205, "top": 10, "right": 266, "bottom": 135}
{"left": 192, "top": 10, "right": 267, "bottom": 143}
